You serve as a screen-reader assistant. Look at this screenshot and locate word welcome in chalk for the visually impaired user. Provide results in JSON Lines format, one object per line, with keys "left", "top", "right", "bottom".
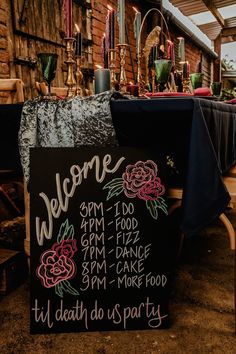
{"left": 35, "top": 154, "right": 125, "bottom": 246}
{"left": 31, "top": 297, "right": 168, "bottom": 330}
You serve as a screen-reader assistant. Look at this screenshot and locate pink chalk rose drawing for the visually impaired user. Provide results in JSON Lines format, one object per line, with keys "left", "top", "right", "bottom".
{"left": 37, "top": 219, "right": 79, "bottom": 298}
{"left": 103, "top": 160, "right": 168, "bottom": 219}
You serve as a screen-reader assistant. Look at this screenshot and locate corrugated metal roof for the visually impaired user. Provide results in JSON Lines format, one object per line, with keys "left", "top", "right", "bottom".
{"left": 169, "top": 0, "right": 236, "bottom": 42}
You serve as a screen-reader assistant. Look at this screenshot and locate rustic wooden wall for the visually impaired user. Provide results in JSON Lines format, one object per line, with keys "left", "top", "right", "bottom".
{"left": 1, "top": 0, "right": 93, "bottom": 102}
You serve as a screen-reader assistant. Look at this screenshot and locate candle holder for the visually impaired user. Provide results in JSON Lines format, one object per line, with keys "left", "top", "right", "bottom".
{"left": 151, "top": 68, "right": 156, "bottom": 93}
{"left": 117, "top": 43, "right": 128, "bottom": 93}
{"left": 182, "top": 78, "right": 191, "bottom": 93}
{"left": 137, "top": 52, "right": 146, "bottom": 96}
{"left": 75, "top": 56, "right": 83, "bottom": 96}
{"left": 108, "top": 49, "right": 117, "bottom": 89}
{"left": 64, "top": 37, "right": 76, "bottom": 98}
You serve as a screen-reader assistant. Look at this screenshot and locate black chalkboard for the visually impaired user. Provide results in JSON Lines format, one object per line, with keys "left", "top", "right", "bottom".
{"left": 30, "top": 147, "right": 174, "bottom": 334}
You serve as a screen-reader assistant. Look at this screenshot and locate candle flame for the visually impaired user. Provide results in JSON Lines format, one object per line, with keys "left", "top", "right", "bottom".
{"left": 107, "top": 5, "right": 113, "bottom": 11}
{"left": 95, "top": 64, "right": 103, "bottom": 69}
{"left": 75, "top": 23, "right": 80, "bottom": 32}
{"left": 129, "top": 81, "right": 133, "bottom": 85}
{"left": 167, "top": 40, "right": 173, "bottom": 44}
{"left": 132, "top": 7, "right": 139, "bottom": 13}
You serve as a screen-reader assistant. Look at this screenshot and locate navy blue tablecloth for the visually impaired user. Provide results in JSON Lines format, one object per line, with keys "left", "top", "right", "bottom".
{"left": 110, "top": 97, "right": 236, "bottom": 236}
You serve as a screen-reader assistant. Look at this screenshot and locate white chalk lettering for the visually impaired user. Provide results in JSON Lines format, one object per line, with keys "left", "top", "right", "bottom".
{"left": 80, "top": 275, "right": 107, "bottom": 291}
{"left": 115, "top": 244, "right": 151, "bottom": 259}
{"left": 117, "top": 274, "right": 145, "bottom": 288}
{"left": 90, "top": 300, "right": 104, "bottom": 320}
{"left": 116, "top": 230, "right": 140, "bottom": 245}
{"left": 54, "top": 300, "right": 88, "bottom": 329}
{"left": 115, "top": 217, "right": 138, "bottom": 231}
{"left": 79, "top": 202, "right": 104, "bottom": 218}
{"left": 82, "top": 260, "right": 107, "bottom": 275}
{"left": 116, "top": 260, "right": 144, "bottom": 274}
{"left": 80, "top": 232, "right": 105, "bottom": 247}
{"left": 145, "top": 272, "right": 167, "bottom": 287}
{"left": 82, "top": 245, "right": 106, "bottom": 260}
{"left": 31, "top": 299, "right": 53, "bottom": 329}
{"left": 35, "top": 155, "right": 125, "bottom": 245}
{"left": 114, "top": 201, "right": 134, "bottom": 217}
{"left": 80, "top": 217, "right": 105, "bottom": 233}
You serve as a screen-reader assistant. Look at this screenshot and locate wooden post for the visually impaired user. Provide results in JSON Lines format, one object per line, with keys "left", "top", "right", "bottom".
{"left": 213, "top": 33, "right": 222, "bottom": 82}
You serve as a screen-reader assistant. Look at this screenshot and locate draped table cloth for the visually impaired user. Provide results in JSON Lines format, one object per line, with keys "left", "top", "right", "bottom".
{"left": 1, "top": 93, "right": 236, "bottom": 237}
{"left": 111, "top": 97, "right": 236, "bottom": 237}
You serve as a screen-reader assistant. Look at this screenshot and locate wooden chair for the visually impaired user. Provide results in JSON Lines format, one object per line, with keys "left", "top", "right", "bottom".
{"left": 0, "top": 78, "right": 24, "bottom": 103}
{"left": 168, "top": 166, "right": 236, "bottom": 250}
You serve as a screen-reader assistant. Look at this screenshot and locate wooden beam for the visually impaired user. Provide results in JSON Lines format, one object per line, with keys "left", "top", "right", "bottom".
{"left": 202, "top": 0, "right": 225, "bottom": 28}
{"left": 222, "top": 26, "right": 236, "bottom": 37}
{"left": 221, "top": 36, "right": 235, "bottom": 44}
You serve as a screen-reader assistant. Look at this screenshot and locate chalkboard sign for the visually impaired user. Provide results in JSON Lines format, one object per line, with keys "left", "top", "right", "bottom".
{"left": 30, "top": 147, "right": 174, "bottom": 334}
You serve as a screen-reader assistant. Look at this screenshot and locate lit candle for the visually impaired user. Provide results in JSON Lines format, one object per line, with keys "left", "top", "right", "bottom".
{"left": 94, "top": 66, "right": 111, "bottom": 94}
{"left": 75, "top": 25, "right": 82, "bottom": 56}
{"left": 126, "top": 82, "right": 139, "bottom": 97}
{"left": 63, "top": 0, "right": 73, "bottom": 37}
{"left": 178, "top": 37, "right": 185, "bottom": 62}
{"left": 133, "top": 7, "right": 141, "bottom": 55}
{"left": 118, "top": 0, "right": 125, "bottom": 44}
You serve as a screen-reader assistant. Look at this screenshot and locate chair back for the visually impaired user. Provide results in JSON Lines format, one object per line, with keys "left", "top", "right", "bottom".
{"left": 0, "top": 79, "right": 24, "bottom": 103}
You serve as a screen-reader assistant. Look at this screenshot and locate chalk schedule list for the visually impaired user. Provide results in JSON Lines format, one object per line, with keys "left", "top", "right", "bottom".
{"left": 30, "top": 147, "right": 173, "bottom": 334}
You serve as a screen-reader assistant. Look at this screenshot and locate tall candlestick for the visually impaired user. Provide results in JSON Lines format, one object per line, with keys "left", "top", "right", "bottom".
{"left": 133, "top": 7, "right": 141, "bottom": 55}
{"left": 63, "top": 0, "right": 73, "bottom": 37}
{"left": 178, "top": 37, "right": 185, "bottom": 62}
{"left": 65, "top": 37, "right": 76, "bottom": 97}
{"left": 118, "top": 0, "right": 125, "bottom": 44}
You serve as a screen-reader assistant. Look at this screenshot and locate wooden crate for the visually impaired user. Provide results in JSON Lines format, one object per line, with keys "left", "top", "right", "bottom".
{"left": 0, "top": 248, "right": 28, "bottom": 295}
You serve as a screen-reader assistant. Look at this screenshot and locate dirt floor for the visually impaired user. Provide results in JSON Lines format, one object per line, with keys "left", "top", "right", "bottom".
{"left": 0, "top": 210, "right": 236, "bottom": 354}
